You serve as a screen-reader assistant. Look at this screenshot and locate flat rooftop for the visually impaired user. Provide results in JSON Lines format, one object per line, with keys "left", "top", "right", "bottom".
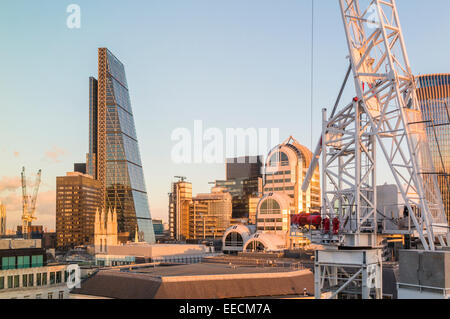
{"left": 127, "top": 262, "right": 295, "bottom": 277}
{"left": 72, "top": 261, "right": 314, "bottom": 299}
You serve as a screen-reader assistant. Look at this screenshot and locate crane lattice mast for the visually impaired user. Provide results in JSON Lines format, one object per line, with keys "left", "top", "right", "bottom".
{"left": 309, "top": 0, "right": 450, "bottom": 299}
{"left": 21, "top": 167, "right": 41, "bottom": 238}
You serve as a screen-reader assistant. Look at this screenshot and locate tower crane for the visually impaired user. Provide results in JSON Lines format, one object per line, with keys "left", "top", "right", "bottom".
{"left": 21, "top": 167, "right": 42, "bottom": 238}
{"left": 297, "top": 0, "right": 450, "bottom": 299}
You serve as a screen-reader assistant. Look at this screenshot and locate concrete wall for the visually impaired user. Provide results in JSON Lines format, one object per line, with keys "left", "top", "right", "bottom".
{"left": 105, "top": 243, "right": 211, "bottom": 258}
{"left": 0, "top": 239, "right": 41, "bottom": 250}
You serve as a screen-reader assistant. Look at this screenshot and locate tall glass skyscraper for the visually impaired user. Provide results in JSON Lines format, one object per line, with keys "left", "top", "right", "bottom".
{"left": 87, "top": 48, "right": 155, "bottom": 243}
{"left": 416, "top": 74, "right": 450, "bottom": 223}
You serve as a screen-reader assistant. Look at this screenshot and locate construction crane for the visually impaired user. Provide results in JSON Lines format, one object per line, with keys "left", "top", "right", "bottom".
{"left": 298, "top": 0, "right": 450, "bottom": 299}
{"left": 21, "top": 167, "right": 42, "bottom": 239}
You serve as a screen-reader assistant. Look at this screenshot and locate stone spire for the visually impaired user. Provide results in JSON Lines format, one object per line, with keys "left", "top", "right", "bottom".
{"left": 135, "top": 224, "right": 139, "bottom": 243}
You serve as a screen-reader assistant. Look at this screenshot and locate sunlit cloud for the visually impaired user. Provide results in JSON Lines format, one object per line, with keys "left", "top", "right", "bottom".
{"left": 44, "top": 146, "right": 67, "bottom": 163}
{"left": 0, "top": 176, "right": 21, "bottom": 193}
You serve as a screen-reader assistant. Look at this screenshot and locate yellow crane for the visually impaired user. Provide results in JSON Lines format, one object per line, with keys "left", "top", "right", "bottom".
{"left": 21, "top": 167, "right": 41, "bottom": 238}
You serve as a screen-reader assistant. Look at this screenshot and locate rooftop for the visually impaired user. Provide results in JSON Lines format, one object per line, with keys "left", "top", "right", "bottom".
{"left": 72, "top": 261, "right": 314, "bottom": 299}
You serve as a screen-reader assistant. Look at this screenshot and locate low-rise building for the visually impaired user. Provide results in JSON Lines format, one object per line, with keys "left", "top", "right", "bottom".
{"left": 0, "top": 239, "right": 69, "bottom": 299}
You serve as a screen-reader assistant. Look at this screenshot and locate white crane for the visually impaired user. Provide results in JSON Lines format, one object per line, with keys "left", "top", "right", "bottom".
{"left": 301, "top": 0, "right": 450, "bottom": 299}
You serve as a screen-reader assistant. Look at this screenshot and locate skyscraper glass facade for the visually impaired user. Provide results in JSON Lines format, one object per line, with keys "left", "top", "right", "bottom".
{"left": 416, "top": 74, "right": 450, "bottom": 223}
{"left": 88, "top": 48, "right": 155, "bottom": 243}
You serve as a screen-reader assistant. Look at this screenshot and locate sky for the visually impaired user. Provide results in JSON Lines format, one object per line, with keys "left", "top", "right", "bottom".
{"left": 0, "top": 0, "right": 449, "bottom": 231}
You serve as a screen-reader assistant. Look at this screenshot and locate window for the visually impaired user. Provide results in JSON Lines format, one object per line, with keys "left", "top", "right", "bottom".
{"left": 14, "top": 275, "right": 19, "bottom": 288}
{"left": 56, "top": 272, "right": 62, "bottom": 284}
{"left": 36, "top": 273, "right": 42, "bottom": 286}
{"left": 29, "top": 274, "right": 34, "bottom": 287}
{"left": 50, "top": 272, "right": 55, "bottom": 285}
{"left": 260, "top": 198, "right": 281, "bottom": 215}
{"left": 31, "top": 255, "right": 43, "bottom": 268}
{"left": 59, "top": 291, "right": 64, "bottom": 299}
{"left": 23, "top": 274, "right": 28, "bottom": 287}
{"left": 42, "top": 273, "right": 47, "bottom": 285}
{"left": 7, "top": 276, "right": 13, "bottom": 289}
{"left": 48, "top": 292, "right": 53, "bottom": 299}
{"left": 17, "top": 256, "right": 25, "bottom": 269}
{"left": 2, "top": 257, "right": 16, "bottom": 270}
{"left": 269, "top": 152, "right": 289, "bottom": 167}
{"left": 0, "top": 277, "right": 4, "bottom": 290}
{"left": 23, "top": 256, "right": 30, "bottom": 268}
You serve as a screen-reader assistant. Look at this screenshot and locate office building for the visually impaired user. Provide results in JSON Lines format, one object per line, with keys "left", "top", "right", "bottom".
{"left": 0, "top": 239, "right": 69, "bottom": 299}
{"left": 87, "top": 48, "right": 155, "bottom": 243}
{"left": 226, "top": 156, "right": 262, "bottom": 180}
{"left": 264, "top": 136, "right": 321, "bottom": 213}
{"left": 56, "top": 172, "right": 101, "bottom": 249}
{"left": 74, "top": 163, "right": 87, "bottom": 175}
{"left": 216, "top": 156, "right": 263, "bottom": 220}
{"left": 0, "top": 202, "right": 5, "bottom": 236}
{"left": 416, "top": 74, "right": 450, "bottom": 222}
{"left": 189, "top": 188, "right": 232, "bottom": 240}
{"left": 168, "top": 179, "right": 192, "bottom": 241}
{"left": 223, "top": 136, "right": 321, "bottom": 252}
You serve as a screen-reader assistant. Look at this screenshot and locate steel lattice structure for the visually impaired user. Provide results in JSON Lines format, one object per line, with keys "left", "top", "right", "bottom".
{"left": 311, "top": 0, "right": 450, "bottom": 299}
{"left": 321, "top": 0, "right": 448, "bottom": 250}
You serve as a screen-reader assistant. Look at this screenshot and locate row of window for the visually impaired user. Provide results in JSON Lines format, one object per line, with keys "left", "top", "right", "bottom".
{"left": 265, "top": 170, "right": 291, "bottom": 176}
{"left": 265, "top": 179, "right": 292, "bottom": 184}
{"left": 1, "top": 255, "right": 43, "bottom": 270}
{"left": 264, "top": 186, "right": 295, "bottom": 192}
{"left": 257, "top": 226, "right": 283, "bottom": 231}
{"left": 17, "top": 291, "right": 64, "bottom": 300}
{"left": 257, "top": 218, "right": 283, "bottom": 223}
{"left": 0, "top": 270, "right": 63, "bottom": 290}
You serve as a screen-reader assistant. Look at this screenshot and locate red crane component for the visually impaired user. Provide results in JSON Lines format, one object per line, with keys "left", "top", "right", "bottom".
{"left": 322, "top": 218, "right": 330, "bottom": 234}
{"left": 291, "top": 213, "right": 322, "bottom": 228}
{"left": 332, "top": 217, "right": 340, "bottom": 235}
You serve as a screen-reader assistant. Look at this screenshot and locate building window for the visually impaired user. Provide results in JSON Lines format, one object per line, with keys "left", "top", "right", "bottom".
{"left": 36, "top": 273, "right": 42, "bottom": 286}
{"left": 14, "top": 275, "right": 19, "bottom": 288}
{"left": 29, "top": 274, "right": 34, "bottom": 287}
{"left": 56, "top": 272, "right": 62, "bottom": 284}
{"left": 2, "top": 256, "right": 16, "bottom": 270}
{"left": 23, "top": 274, "right": 28, "bottom": 287}
{"left": 32, "top": 255, "right": 43, "bottom": 268}
{"left": 50, "top": 272, "right": 55, "bottom": 285}
{"left": 0, "top": 277, "right": 4, "bottom": 290}
{"left": 59, "top": 291, "right": 64, "bottom": 299}
{"left": 7, "top": 276, "right": 13, "bottom": 289}
{"left": 259, "top": 198, "right": 281, "bottom": 215}
{"left": 269, "top": 152, "right": 289, "bottom": 167}
{"left": 48, "top": 292, "right": 53, "bottom": 299}
{"left": 42, "top": 273, "right": 48, "bottom": 285}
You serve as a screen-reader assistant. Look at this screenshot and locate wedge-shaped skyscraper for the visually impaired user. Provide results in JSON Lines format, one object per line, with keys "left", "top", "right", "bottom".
{"left": 87, "top": 48, "right": 155, "bottom": 243}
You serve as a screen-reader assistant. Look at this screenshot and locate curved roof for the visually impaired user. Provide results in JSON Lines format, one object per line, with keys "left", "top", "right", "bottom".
{"left": 266, "top": 136, "right": 314, "bottom": 169}
{"left": 222, "top": 224, "right": 255, "bottom": 247}
{"left": 243, "top": 232, "right": 286, "bottom": 252}
{"left": 257, "top": 192, "right": 292, "bottom": 212}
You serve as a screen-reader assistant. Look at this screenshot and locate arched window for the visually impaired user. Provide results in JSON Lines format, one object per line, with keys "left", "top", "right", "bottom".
{"left": 246, "top": 240, "right": 266, "bottom": 252}
{"left": 225, "top": 232, "right": 244, "bottom": 247}
{"left": 269, "top": 152, "right": 289, "bottom": 167}
{"left": 260, "top": 198, "right": 281, "bottom": 215}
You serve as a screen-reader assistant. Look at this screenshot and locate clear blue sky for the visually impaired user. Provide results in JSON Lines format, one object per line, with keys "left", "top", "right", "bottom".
{"left": 0, "top": 0, "right": 449, "bottom": 230}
